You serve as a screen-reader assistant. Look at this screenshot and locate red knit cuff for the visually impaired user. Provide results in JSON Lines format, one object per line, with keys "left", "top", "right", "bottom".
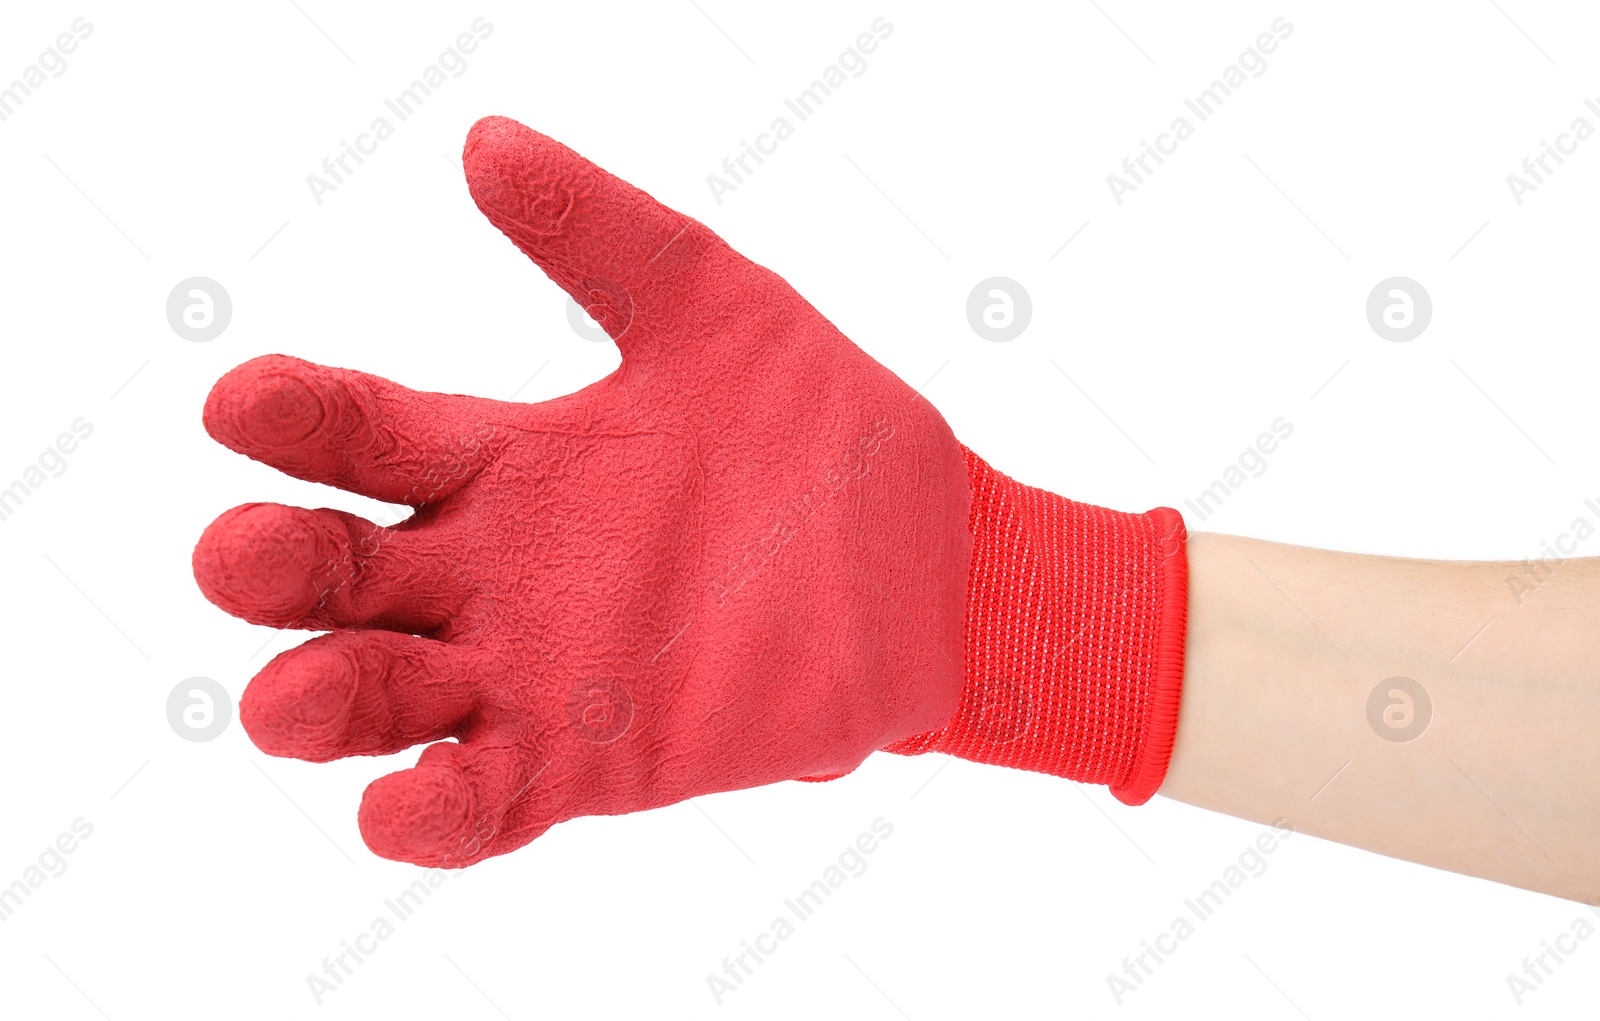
{"left": 885, "top": 447, "right": 1188, "bottom": 805}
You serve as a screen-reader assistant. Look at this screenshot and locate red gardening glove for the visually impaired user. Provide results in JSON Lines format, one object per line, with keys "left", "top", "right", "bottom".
{"left": 193, "top": 117, "right": 1186, "bottom": 868}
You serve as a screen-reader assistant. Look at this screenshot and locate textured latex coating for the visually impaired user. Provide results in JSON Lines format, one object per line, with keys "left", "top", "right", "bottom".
{"left": 194, "top": 117, "right": 970, "bottom": 867}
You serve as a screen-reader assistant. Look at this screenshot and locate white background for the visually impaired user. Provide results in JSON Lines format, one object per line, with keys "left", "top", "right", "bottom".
{"left": 1, "top": 1, "right": 1597, "bottom": 1017}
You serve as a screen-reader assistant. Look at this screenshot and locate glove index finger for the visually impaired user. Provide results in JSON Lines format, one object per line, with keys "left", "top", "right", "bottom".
{"left": 203, "top": 354, "right": 501, "bottom": 506}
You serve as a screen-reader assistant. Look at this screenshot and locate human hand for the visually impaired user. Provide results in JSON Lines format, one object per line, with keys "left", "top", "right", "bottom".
{"left": 192, "top": 116, "right": 972, "bottom": 867}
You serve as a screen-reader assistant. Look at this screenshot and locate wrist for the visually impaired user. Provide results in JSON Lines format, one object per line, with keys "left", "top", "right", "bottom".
{"left": 887, "top": 447, "right": 1189, "bottom": 804}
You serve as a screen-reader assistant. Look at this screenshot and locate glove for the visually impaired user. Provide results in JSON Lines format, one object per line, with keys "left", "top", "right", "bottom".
{"left": 192, "top": 116, "right": 1187, "bottom": 867}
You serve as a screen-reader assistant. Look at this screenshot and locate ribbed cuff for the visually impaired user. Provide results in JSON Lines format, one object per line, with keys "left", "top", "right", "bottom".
{"left": 885, "top": 448, "right": 1189, "bottom": 805}
{"left": 1108, "top": 505, "right": 1187, "bottom": 805}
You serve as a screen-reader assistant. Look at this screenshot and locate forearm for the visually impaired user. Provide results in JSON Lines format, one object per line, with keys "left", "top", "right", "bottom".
{"left": 1160, "top": 532, "right": 1600, "bottom": 903}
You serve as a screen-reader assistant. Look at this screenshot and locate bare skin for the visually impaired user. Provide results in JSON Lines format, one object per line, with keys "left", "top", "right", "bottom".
{"left": 1161, "top": 532, "right": 1600, "bottom": 903}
